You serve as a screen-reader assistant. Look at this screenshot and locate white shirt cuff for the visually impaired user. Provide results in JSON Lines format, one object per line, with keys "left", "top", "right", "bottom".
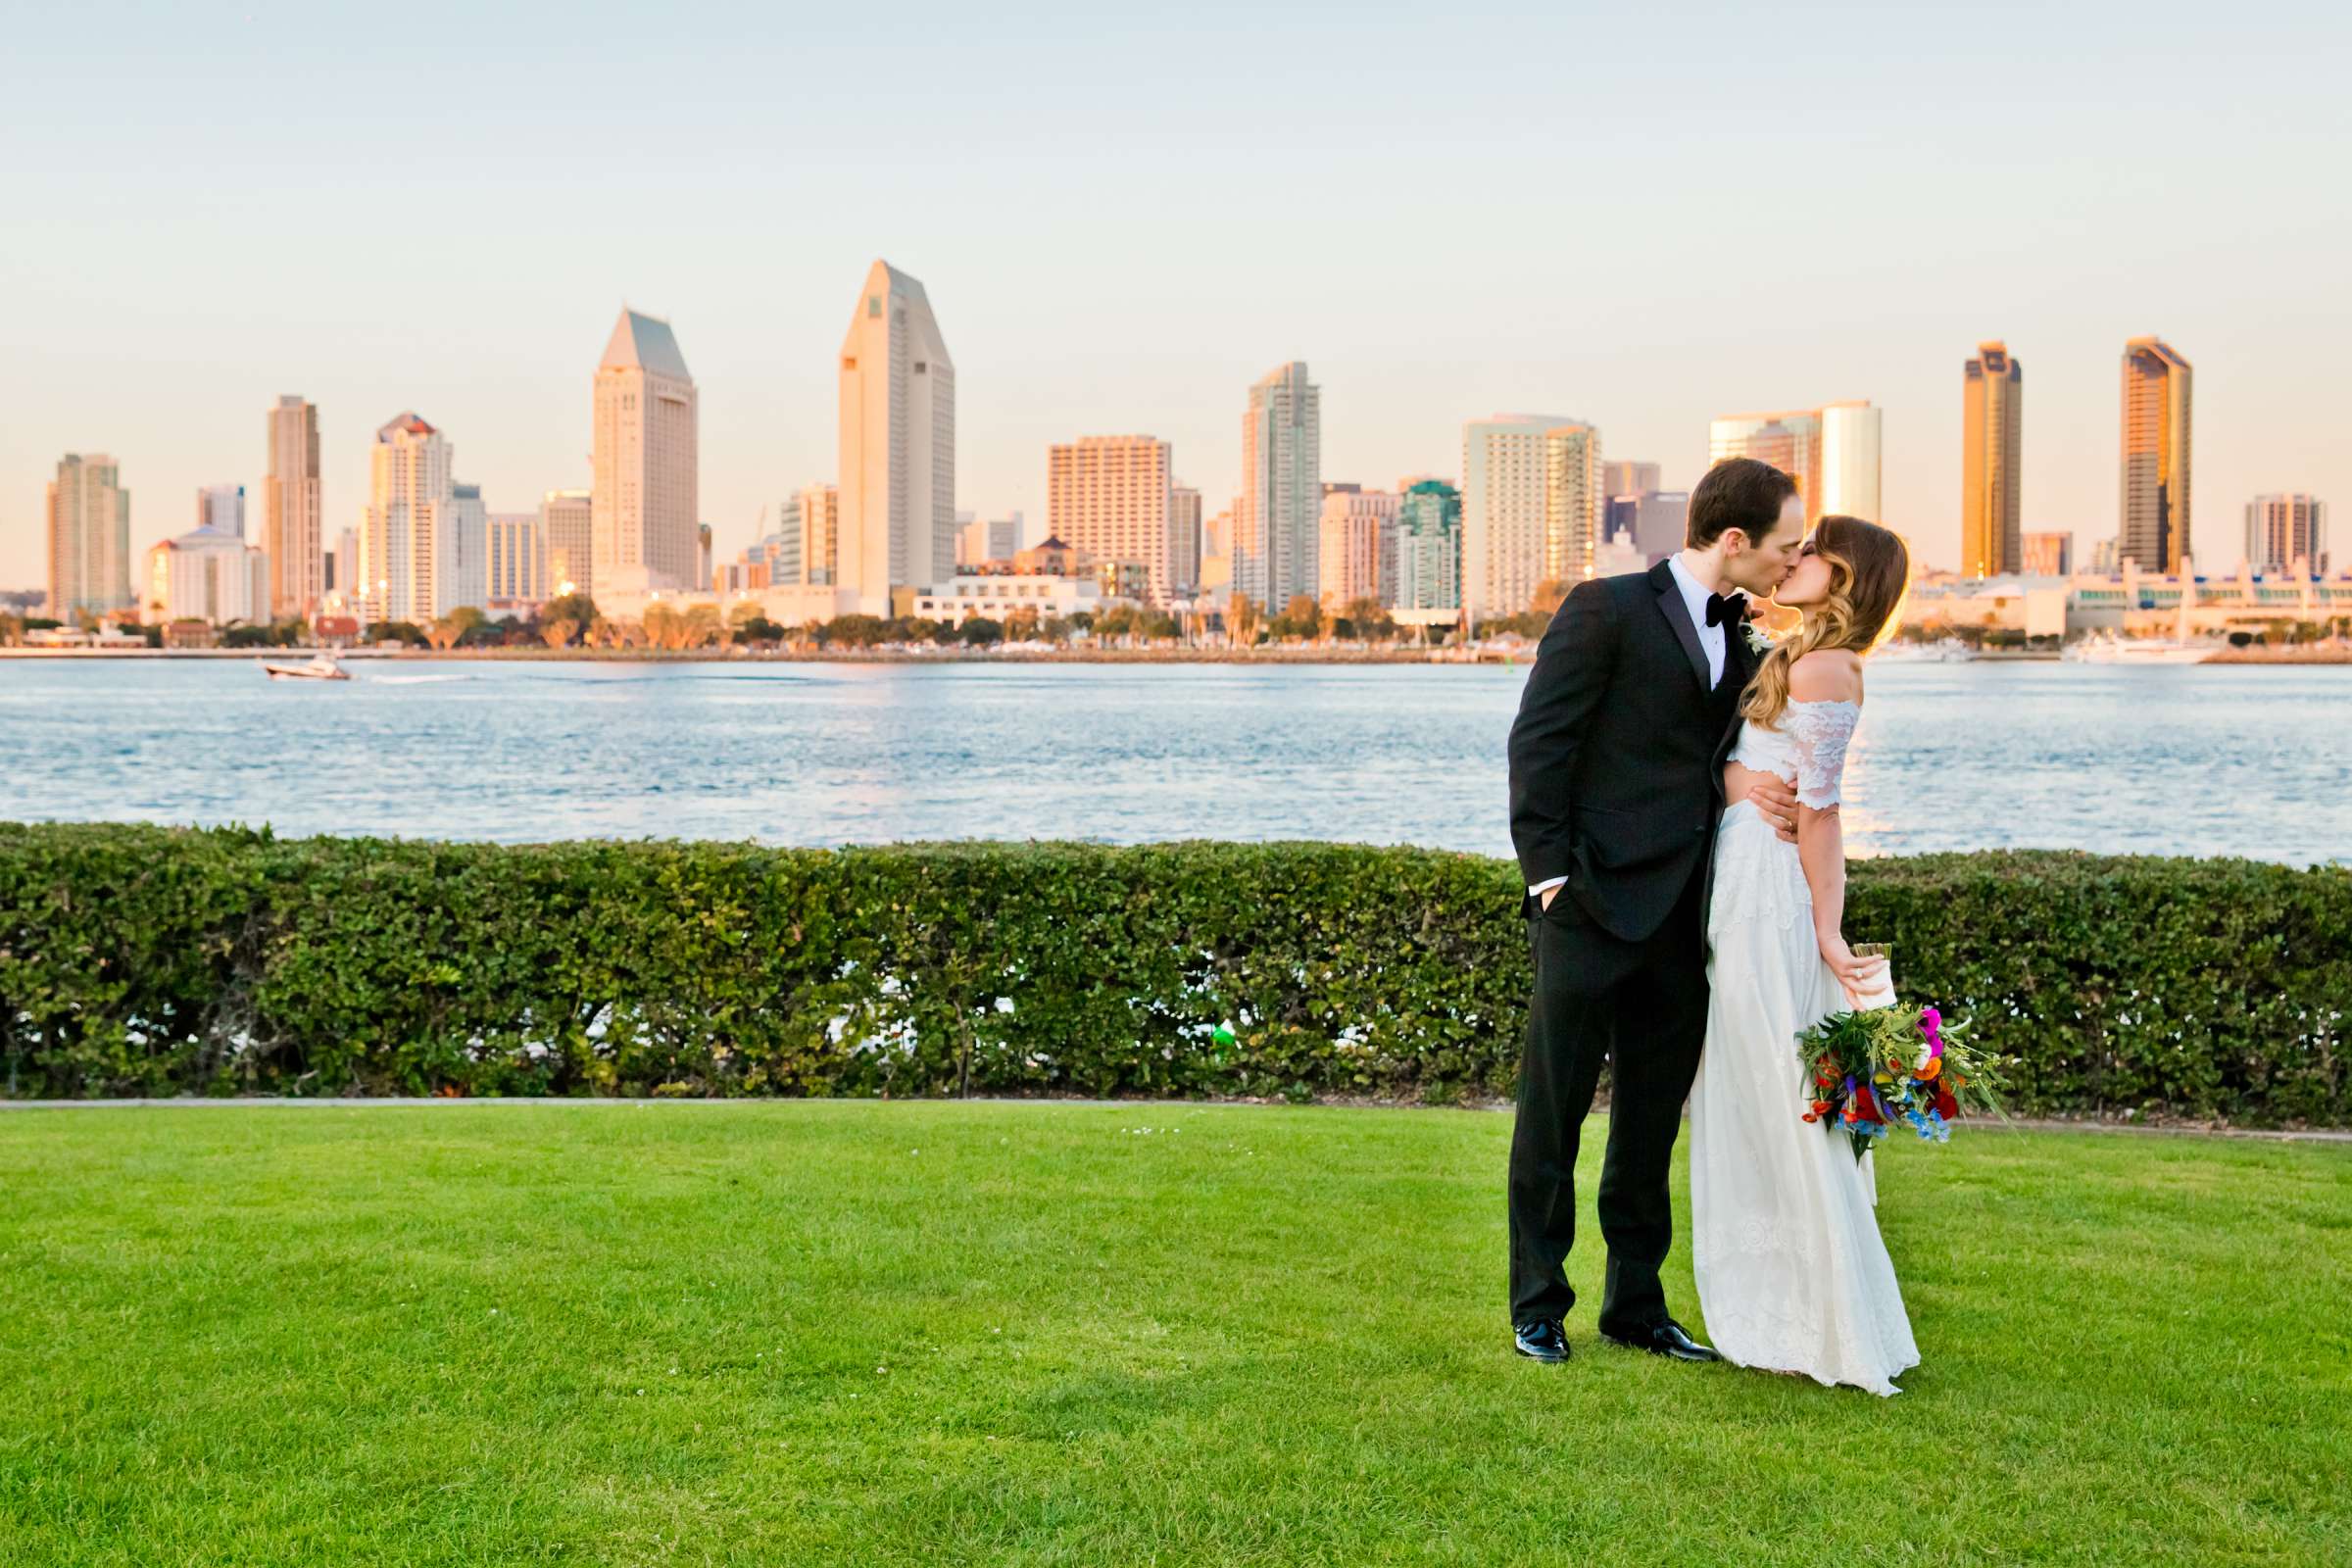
{"left": 1528, "top": 875, "right": 1568, "bottom": 897}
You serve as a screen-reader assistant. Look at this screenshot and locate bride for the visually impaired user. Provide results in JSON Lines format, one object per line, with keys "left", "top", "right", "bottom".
{"left": 1690, "top": 514, "right": 1919, "bottom": 1396}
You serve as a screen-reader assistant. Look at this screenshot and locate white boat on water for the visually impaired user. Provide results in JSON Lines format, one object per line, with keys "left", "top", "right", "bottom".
{"left": 262, "top": 654, "right": 351, "bottom": 681}
{"left": 2062, "top": 631, "right": 2211, "bottom": 665}
{"left": 1875, "top": 639, "right": 1977, "bottom": 663}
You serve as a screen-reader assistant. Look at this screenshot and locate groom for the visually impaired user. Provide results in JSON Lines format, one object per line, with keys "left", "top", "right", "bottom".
{"left": 1503, "top": 456, "right": 1805, "bottom": 1364}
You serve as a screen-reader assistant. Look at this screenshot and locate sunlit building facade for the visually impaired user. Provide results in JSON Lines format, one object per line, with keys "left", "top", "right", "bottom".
{"left": 263, "top": 396, "right": 323, "bottom": 615}
{"left": 1238, "top": 362, "right": 1321, "bottom": 610}
{"left": 46, "top": 453, "right": 132, "bottom": 620}
{"left": 593, "top": 309, "right": 700, "bottom": 592}
{"left": 1961, "top": 343, "right": 2024, "bottom": 577}
{"left": 1049, "top": 435, "right": 1175, "bottom": 605}
{"left": 2245, "top": 492, "right": 2327, "bottom": 573}
{"left": 839, "top": 260, "right": 956, "bottom": 602}
{"left": 2119, "top": 336, "right": 2192, "bottom": 573}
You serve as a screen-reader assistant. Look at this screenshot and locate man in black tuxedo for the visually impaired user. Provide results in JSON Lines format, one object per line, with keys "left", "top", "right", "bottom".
{"left": 1504, "top": 457, "right": 1808, "bottom": 1364}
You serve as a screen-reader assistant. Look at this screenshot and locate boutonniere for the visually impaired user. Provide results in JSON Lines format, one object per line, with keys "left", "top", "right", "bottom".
{"left": 1740, "top": 620, "right": 1775, "bottom": 658}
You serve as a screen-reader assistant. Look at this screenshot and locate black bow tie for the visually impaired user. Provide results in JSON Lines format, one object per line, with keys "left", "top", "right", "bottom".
{"left": 1705, "top": 592, "right": 1747, "bottom": 628}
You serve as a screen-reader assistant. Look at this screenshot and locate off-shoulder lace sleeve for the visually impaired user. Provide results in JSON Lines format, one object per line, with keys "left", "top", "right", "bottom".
{"left": 1785, "top": 701, "right": 1859, "bottom": 808}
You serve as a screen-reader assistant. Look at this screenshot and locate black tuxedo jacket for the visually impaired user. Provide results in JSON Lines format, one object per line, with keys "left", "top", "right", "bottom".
{"left": 1506, "top": 560, "right": 1759, "bottom": 944}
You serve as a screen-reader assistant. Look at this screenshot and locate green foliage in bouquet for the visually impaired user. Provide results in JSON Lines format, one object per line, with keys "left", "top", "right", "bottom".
{"left": 1797, "top": 1003, "right": 2010, "bottom": 1159}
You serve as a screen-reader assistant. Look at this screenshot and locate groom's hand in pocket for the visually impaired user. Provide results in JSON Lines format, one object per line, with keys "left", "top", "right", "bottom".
{"left": 1747, "top": 776, "right": 1801, "bottom": 843}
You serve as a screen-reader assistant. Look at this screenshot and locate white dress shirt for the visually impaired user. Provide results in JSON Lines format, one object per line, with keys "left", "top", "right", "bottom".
{"left": 1529, "top": 552, "right": 1728, "bottom": 899}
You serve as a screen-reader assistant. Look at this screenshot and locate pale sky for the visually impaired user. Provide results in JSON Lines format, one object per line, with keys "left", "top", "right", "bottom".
{"left": 5, "top": 1, "right": 2348, "bottom": 590}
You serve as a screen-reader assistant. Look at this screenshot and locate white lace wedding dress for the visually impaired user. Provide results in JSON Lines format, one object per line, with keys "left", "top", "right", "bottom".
{"left": 1689, "top": 699, "right": 1920, "bottom": 1396}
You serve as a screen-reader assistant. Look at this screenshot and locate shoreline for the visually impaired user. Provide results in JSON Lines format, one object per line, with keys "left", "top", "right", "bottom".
{"left": 0, "top": 644, "right": 1487, "bottom": 665}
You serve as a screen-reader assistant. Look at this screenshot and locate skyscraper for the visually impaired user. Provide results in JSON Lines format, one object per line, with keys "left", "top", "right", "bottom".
{"left": 2119, "top": 337, "right": 2192, "bottom": 573}
{"left": 1169, "top": 485, "right": 1202, "bottom": 594}
{"left": 839, "top": 260, "right": 956, "bottom": 603}
{"left": 776, "top": 483, "right": 841, "bottom": 587}
{"left": 540, "top": 489, "right": 592, "bottom": 598}
{"left": 1961, "top": 342, "right": 2024, "bottom": 578}
{"left": 1238, "top": 362, "right": 1321, "bottom": 610}
{"left": 1711, "top": 402, "right": 1880, "bottom": 523}
{"left": 1396, "top": 479, "right": 1463, "bottom": 612}
{"left": 1543, "top": 422, "right": 1604, "bottom": 587}
{"left": 1461, "top": 415, "right": 1569, "bottom": 619}
{"left": 263, "top": 396, "right": 322, "bottom": 615}
{"left": 197, "top": 483, "right": 246, "bottom": 539}
{"left": 1602, "top": 461, "right": 1660, "bottom": 498}
{"left": 1049, "top": 435, "right": 1174, "bottom": 604}
{"left": 1710, "top": 411, "right": 1820, "bottom": 516}
{"left": 46, "top": 454, "right": 132, "bottom": 619}
{"left": 2245, "top": 494, "right": 2327, "bottom": 573}
{"left": 1819, "top": 401, "right": 1882, "bottom": 520}
{"left": 1318, "top": 487, "right": 1398, "bottom": 608}
{"left": 593, "top": 309, "right": 700, "bottom": 592}
{"left": 438, "top": 482, "right": 488, "bottom": 617}
{"left": 360, "top": 413, "right": 452, "bottom": 624}
{"left": 2020, "top": 531, "right": 2073, "bottom": 577}
{"left": 487, "top": 513, "right": 545, "bottom": 606}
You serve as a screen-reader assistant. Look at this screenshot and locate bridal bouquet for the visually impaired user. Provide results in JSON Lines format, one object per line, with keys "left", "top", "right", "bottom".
{"left": 1795, "top": 1004, "right": 2005, "bottom": 1160}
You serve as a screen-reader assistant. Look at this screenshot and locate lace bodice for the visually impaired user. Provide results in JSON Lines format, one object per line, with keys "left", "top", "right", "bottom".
{"left": 1730, "top": 699, "right": 1858, "bottom": 809}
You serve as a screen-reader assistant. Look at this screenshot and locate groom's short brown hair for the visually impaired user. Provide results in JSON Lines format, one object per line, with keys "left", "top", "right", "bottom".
{"left": 1688, "top": 458, "right": 1800, "bottom": 548}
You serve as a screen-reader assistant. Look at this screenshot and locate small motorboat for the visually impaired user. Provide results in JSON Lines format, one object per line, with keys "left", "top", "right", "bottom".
{"left": 262, "top": 654, "right": 352, "bottom": 681}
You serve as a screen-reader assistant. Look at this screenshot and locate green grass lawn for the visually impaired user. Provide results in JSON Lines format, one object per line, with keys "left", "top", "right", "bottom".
{"left": 1, "top": 1103, "right": 2345, "bottom": 1566}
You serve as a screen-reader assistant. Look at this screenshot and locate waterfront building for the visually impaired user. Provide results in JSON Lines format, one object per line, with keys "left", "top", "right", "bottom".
{"left": 956, "top": 513, "right": 1022, "bottom": 566}
{"left": 144, "top": 522, "right": 269, "bottom": 625}
{"left": 487, "top": 513, "right": 546, "bottom": 610}
{"left": 1396, "top": 478, "right": 1463, "bottom": 612}
{"left": 328, "top": 525, "right": 360, "bottom": 598}
{"left": 1169, "top": 486, "right": 1202, "bottom": 594}
{"left": 1819, "top": 401, "right": 1882, "bottom": 520}
{"left": 437, "top": 482, "right": 488, "bottom": 617}
{"left": 541, "top": 489, "right": 592, "bottom": 597}
{"left": 593, "top": 308, "right": 700, "bottom": 593}
{"left": 2119, "top": 336, "right": 2192, "bottom": 573}
{"left": 1711, "top": 400, "right": 1881, "bottom": 524}
{"left": 1238, "top": 362, "right": 1321, "bottom": 610}
{"left": 1049, "top": 434, "right": 1175, "bottom": 605}
{"left": 774, "top": 483, "right": 841, "bottom": 587}
{"left": 1624, "top": 491, "right": 1690, "bottom": 564}
{"left": 264, "top": 396, "right": 323, "bottom": 615}
{"left": 839, "top": 260, "right": 956, "bottom": 604}
{"left": 1962, "top": 342, "right": 2024, "bottom": 577}
{"left": 197, "top": 483, "right": 245, "bottom": 539}
{"left": 2245, "top": 493, "right": 2327, "bottom": 573}
{"left": 1318, "top": 487, "right": 1397, "bottom": 608}
{"left": 1710, "top": 410, "right": 1819, "bottom": 516}
{"left": 2020, "top": 531, "right": 2073, "bottom": 578}
{"left": 47, "top": 453, "right": 133, "bottom": 619}
{"left": 1461, "top": 415, "right": 1570, "bottom": 618}
{"left": 360, "top": 412, "right": 451, "bottom": 624}
{"left": 2092, "top": 536, "right": 2119, "bottom": 573}
{"left": 1602, "top": 460, "right": 1660, "bottom": 498}
{"left": 1543, "top": 422, "right": 1604, "bottom": 587}
{"left": 1904, "top": 559, "right": 2352, "bottom": 639}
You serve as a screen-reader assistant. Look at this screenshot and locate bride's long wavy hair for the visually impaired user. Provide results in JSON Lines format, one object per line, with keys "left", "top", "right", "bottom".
{"left": 1741, "top": 514, "right": 1912, "bottom": 728}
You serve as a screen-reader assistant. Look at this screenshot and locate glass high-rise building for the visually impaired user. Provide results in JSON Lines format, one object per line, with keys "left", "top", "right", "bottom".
{"left": 263, "top": 396, "right": 322, "bottom": 615}
{"left": 46, "top": 454, "right": 132, "bottom": 619}
{"left": 1711, "top": 402, "right": 1881, "bottom": 525}
{"left": 839, "top": 261, "right": 956, "bottom": 602}
{"left": 593, "top": 309, "right": 700, "bottom": 592}
{"left": 1543, "top": 422, "right": 1604, "bottom": 588}
{"left": 1961, "top": 342, "right": 2024, "bottom": 578}
{"left": 1238, "top": 362, "right": 1321, "bottom": 611}
{"left": 2119, "top": 337, "right": 2192, "bottom": 573}
{"left": 2245, "top": 493, "right": 2327, "bottom": 573}
{"left": 1050, "top": 435, "right": 1174, "bottom": 605}
{"left": 1396, "top": 479, "right": 1463, "bottom": 612}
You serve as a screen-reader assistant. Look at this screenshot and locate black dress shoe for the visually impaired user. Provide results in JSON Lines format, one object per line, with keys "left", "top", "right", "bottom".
{"left": 1600, "top": 1318, "right": 1720, "bottom": 1363}
{"left": 1512, "top": 1320, "right": 1569, "bottom": 1362}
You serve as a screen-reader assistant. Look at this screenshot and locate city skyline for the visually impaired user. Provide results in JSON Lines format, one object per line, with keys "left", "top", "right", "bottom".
{"left": 5, "top": 6, "right": 2347, "bottom": 592}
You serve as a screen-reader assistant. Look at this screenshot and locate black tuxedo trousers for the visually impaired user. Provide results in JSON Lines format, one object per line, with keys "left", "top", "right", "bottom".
{"left": 1504, "top": 564, "right": 1753, "bottom": 1331}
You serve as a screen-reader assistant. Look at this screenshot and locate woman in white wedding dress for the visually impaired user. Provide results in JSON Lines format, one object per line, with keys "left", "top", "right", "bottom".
{"left": 1690, "top": 514, "right": 1920, "bottom": 1396}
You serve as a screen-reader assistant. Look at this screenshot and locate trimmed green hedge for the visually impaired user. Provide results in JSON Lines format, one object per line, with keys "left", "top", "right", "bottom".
{"left": 1, "top": 823, "right": 2344, "bottom": 1123}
